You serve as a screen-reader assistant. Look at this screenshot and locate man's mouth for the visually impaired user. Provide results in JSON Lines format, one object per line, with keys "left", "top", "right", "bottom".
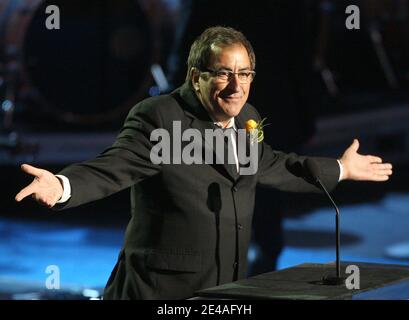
{"left": 223, "top": 95, "right": 242, "bottom": 100}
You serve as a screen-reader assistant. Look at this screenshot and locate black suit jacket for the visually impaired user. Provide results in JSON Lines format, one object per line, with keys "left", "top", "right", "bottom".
{"left": 57, "top": 83, "right": 340, "bottom": 299}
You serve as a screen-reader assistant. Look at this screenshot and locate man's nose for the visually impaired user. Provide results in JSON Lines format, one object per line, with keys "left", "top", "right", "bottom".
{"left": 227, "top": 73, "right": 241, "bottom": 91}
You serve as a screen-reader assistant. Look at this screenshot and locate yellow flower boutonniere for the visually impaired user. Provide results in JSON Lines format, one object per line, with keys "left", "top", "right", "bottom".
{"left": 245, "top": 118, "right": 268, "bottom": 144}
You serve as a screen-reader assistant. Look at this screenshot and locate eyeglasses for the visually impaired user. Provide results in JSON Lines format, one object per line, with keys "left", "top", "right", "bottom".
{"left": 201, "top": 68, "right": 256, "bottom": 83}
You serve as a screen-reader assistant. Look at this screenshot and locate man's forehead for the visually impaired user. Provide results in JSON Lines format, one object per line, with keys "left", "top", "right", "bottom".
{"left": 208, "top": 43, "right": 251, "bottom": 66}
{"left": 210, "top": 43, "right": 246, "bottom": 54}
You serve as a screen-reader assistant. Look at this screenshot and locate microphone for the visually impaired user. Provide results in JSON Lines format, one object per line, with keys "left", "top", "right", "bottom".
{"left": 304, "top": 158, "right": 344, "bottom": 285}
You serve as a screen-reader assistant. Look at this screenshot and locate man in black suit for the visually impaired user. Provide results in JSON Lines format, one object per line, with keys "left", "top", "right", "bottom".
{"left": 15, "top": 27, "right": 392, "bottom": 299}
{"left": 166, "top": 0, "right": 321, "bottom": 276}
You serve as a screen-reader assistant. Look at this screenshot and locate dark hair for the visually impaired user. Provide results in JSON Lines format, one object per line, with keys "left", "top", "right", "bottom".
{"left": 185, "top": 26, "right": 256, "bottom": 82}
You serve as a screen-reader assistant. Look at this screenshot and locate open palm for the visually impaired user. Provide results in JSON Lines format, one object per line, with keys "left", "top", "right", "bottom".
{"left": 340, "top": 139, "right": 393, "bottom": 182}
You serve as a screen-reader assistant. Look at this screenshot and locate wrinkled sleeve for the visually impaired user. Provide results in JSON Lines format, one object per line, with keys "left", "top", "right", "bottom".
{"left": 257, "top": 142, "right": 340, "bottom": 193}
{"left": 56, "top": 101, "right": 163, "bottom": 209}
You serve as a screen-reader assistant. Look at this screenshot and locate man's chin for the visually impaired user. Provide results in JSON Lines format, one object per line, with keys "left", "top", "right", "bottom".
{"left": 225, "top": 105, "right": 244, "bottom": 117}
{"left": 219, "top": 101, "right": 244, "bottom": 114}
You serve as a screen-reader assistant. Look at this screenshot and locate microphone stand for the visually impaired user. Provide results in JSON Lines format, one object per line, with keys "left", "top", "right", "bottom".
{"left": 316, "top": 178, "right": 344, "bottom": 285}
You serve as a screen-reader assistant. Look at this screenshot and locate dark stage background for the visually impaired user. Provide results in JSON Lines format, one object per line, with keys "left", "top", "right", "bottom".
{"left": 0, "top": 0, "right": 409, "bottom": 299}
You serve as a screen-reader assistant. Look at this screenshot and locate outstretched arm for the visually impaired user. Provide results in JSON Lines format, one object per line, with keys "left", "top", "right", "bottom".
{"left": 15, "top": 100, "right": 163, "bottom": 209}
{"left": 339, "top": 139, "right": 393, "bottom": 181}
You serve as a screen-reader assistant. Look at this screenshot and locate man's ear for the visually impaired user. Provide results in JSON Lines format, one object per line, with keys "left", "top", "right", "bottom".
{"left": 191, "top": 68, "right": 200, "bottom": 91}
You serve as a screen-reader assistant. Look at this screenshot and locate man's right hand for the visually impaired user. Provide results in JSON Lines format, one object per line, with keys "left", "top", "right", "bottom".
{"left": 15, "top": 164, "right": 63, "bottom": 208}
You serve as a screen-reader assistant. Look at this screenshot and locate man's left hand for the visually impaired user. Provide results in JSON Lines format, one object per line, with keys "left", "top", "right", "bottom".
{"left": 339, "top": 139, "right": 393, "bottom": 182}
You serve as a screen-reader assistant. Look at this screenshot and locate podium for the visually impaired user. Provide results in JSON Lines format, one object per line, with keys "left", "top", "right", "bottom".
{"left": 195, "top": 262, "right": 409, "bottom": 300}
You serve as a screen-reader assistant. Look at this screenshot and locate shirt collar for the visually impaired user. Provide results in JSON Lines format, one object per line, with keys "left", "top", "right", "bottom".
{"left": 213, "top": 117, "right": 237, "bottom": 131}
